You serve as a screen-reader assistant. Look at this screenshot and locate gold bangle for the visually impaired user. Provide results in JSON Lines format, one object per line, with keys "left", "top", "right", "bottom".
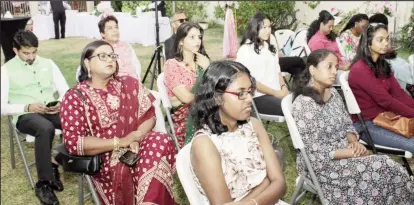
{"left": 249, "top": 199, "right": 259, "bottom": 205}
{"left": 113, "top": 137, "right": 120, "bottom": 151}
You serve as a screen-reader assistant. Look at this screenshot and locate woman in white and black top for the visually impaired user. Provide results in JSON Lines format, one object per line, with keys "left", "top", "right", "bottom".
{"left": 237, "top": 12, "right": 288, "bottom": 116}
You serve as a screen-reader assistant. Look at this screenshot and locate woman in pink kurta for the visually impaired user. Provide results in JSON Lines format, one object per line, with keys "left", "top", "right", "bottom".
{"left": 61, "top": 40, "right": 177, "bottom": 205}
{"left": 307, "top": 10, "right": 349, "bottom": 71}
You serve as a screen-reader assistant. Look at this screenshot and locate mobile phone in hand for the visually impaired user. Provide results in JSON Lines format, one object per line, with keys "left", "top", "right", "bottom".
{"left": 46, "top": 101, "right": 59, "bottom": 107}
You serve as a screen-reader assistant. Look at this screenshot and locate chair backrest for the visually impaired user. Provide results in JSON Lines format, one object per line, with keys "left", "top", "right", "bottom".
{"left": 289, "top": 28, "right": 311, "bottom": 57}
{"left": 76, "top": 65, "right": 81, "bottom": 83}
{"left": 156, "top": 72, "right": 172, "bottom": 110}
{"left": 149, "top": 90, "right": 167, "bottom": 133}
{"left": 176, "top": 143, "right": 204, "bottom": 204}
{"left": 274, "top": 29, "right": 295, "bottom": 49}
{"left": 338, "top": 71, "right": 361, "bottom": 114}
{"left": 409, "top": 54, "right": 414, "bottom": 78}
{"left": 281, "top": 94, "right": 304, "bottom": 149}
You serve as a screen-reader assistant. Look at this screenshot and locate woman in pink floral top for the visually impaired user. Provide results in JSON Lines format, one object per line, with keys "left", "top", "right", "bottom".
{"left": 307, "top": 10, "right": 350, "bottom": 71}
{"left": 338, "top": 14, "right": 369, "bottom": 62}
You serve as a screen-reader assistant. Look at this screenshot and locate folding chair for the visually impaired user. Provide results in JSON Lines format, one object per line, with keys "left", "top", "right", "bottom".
{"left": 339, "top": 71, "right": 413, "bottom": 176}
{"left": 8, "top": 115, "right": 63, "bottom": 189}
{"left": 176, "top": 142, "right": 290, "bottom": 205}
{"left": 156, "top": 72, "right": 181, "bottom": 150}
{"left": 274, "top": 29, "right": 295, "bottom": 52}
{"left": 289, "top": 28, "right": 311, "bottom": 58}
{"left": 251, "top": 98, "right": 289, "bottom": 143}
{"left": 281, "top": 94, "right": 326, "bottom": 205}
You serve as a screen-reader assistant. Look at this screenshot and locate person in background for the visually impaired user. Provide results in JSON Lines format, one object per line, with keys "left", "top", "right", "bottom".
{"left": 190, "top": 60, "right": 287, "bottom": 205}
{"left": 49, "top": 1, "right": 71, "bottom": 39}
{"left": 77, "top": 15, "right": 142, "bottom": 81}
{"left": 368, "top": 13, "right": 414, "bottom": 97}
{"left": 338, "top": 13, "right": 369, "bottom": 62}
{"left": 164, "top": 22, "right": 210, "bottom": 146}
{"left": 349, "top": 23, "right": 414, "bottom": 153}
{"left": 292, "top": 48, "right": 414, "bottom": 204}
{"left": 164, "top": 10, "right": 187, "bottom": 61}
{"left": 62, "top": 40, "right": 177, "bottom": 204}
{"left": 1, "top": 30, "right": 69, "bottom": 205}
{"left": 307, "top": 10, "right": 350, "bottom": 71}
{"left": 237, "top": 12, "right": 288, "bottom": 116}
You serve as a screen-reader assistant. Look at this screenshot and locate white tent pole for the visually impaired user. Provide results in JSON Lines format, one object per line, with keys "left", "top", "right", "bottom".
{"left": 172, "top": 1, "right": 175, "bottom": 13}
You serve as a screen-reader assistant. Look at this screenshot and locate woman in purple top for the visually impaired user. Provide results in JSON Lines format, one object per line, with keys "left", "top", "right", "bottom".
{"left": 349, "top": 23, "right": 414, "bottom": 152}
{"left": 307, "top": 10, "right": 350, "bottom": 71}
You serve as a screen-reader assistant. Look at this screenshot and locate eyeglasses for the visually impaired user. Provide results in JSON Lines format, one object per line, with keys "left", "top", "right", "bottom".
{"left": 221, "top": 89, "right": 255, "bottom": 100}
{"left": 175, "top": 18, "right": 187, "bottom": 23}
{"left": 88, "top": 53, "right": 119, "bottom": 61}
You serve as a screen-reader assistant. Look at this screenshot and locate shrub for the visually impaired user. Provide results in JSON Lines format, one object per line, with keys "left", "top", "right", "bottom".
{"left": 214, "top": 1, "right": 298, "bottom": 35}
{"left": 165, "top": 1, "right": 208, "bottom": 22}
{"left": 399, "top": 7, "right": 414, "bottom": 52}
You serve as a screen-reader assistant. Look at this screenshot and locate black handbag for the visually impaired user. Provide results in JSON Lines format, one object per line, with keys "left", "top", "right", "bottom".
{"left": 54, "top": 88, "right": 102, "bottom": 175}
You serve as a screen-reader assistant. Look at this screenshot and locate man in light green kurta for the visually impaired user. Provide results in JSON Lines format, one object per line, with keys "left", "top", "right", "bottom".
{"left": 1, "top": 30, "right": 69, "bottom": 205}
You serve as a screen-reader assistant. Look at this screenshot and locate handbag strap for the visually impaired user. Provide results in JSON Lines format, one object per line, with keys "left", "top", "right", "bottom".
{"left": 73, "top": 88, "right": 94, "bottom": 136}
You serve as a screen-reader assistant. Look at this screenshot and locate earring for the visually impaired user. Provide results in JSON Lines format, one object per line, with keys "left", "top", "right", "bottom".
{"left": 87, "top": 70, "right": 91, "bottom": 78}
{"left": 309, "top": 77, "right": 315, "bottom": 87}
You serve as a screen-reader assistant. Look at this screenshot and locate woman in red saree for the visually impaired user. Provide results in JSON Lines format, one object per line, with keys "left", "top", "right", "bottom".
{"left": 60, "top": 40, "right": 177, "bottom": 205}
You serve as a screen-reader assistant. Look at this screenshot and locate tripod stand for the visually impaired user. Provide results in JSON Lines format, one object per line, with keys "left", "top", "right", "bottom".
{"left": 141, "top": 1, "right": 164, "bottom": 90}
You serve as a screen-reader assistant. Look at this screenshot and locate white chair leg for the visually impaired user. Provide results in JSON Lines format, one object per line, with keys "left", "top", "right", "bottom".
{"left": 85, "top": 175, "right": 101, "bottom": 205}
{"left": 14, "top": 127, "right": 35, "bottom": 188}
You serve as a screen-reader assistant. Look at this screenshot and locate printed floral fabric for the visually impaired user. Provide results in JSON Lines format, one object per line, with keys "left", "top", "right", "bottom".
{"left": 190, "top": 120, "right": 267, "bottom": 204}
{"left": 292, "top": 88, "right": 414, "bottom": 204}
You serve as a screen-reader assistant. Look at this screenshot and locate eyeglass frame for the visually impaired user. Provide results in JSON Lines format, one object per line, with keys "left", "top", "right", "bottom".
{"left": 220, "top": 89, "right": 256, "bottom": 100}
{"left": 174, "top": 18, "right": 187, "bottom": 23}
{"left": 88, "top": 53, "right": 119, "bottom": 61}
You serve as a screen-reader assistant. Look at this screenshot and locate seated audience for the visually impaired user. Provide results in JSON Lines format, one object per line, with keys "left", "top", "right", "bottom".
{"left": 369, "top": 13, "right": 414, "bottom": 97}
{"left": 190, "top": 60, "right": 287, "bottom": 205}
{"left": 77, "top": 15, "right": 142, "bottom": 81}
{"left": 292, "top": 49, "right": 414, "bottom": 204}
{"left": 61, "top": 40, "right": 177, "bottom": 204}
{"left": 164, "top": 10, "right": 187, "bottom": 60}
{"left": 237, "top": 12, "right": 289, "bottom": 116}
{"left": 349, "top": 23, "right": 414, "bottom": 152}
{"left": 1, "top": 30, "right": 69, "bottom": 205}
{"left": 307, "top": 10, "right": 350, "bottom": 71}
{"left": 164, "top": 22, "right": 210, "bottom": 146}
{"left": 338, "top": 14, "right": 369, "bottom": 62}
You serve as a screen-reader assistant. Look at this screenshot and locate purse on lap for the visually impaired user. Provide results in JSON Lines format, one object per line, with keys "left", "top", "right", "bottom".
{"left": 54, "top": 88, "right": 102, "bottom": 175}
{"left": 373, "top": 112, "right": 414, "bottom": 138}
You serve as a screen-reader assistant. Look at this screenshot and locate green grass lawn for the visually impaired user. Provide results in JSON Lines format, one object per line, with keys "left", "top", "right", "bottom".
{"left": 1, "top": 25, "right": 413, "bottom": 205}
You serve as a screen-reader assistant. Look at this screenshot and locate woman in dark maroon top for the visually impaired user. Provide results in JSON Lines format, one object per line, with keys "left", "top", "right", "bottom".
{"left": 349, "top": 23, "right": 414, "bottom": 153}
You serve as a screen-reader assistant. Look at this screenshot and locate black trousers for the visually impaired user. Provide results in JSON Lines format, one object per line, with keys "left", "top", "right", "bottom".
{"left": 253, "top": 95, "right": 284, "bottom": 116}
{"left": 53, "top": 11, "right": 66, "bottom": 39}
{"left": 16, "top": 113, "right": 61, "bottom": 181}
{"left": 279, "top": 56, "right": 306, "bottom": 76}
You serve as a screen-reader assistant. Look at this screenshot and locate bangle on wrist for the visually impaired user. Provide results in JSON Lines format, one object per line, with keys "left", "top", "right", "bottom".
{"left": 113, "top": 137, "right": 120, "bottom": 151}
{"left": 27, "top": 104, "right": 31, "bottom": 112}
{"left": 281, "top": 84, "right": 287, "bottom": 89}
{"left": 249, "top": 199, "right": 259, "bottom": 205}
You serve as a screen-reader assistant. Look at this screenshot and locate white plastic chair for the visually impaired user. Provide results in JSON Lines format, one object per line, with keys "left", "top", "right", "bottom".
{"left": 339, "top": 71, "right": 413, "bottom": 175}
{"left": 281, "top": 94, "right": 326, "bottom": 205}
{"left": 177, "top": 143, "right": 290, "bottom": 205}
{"left": 156, "top": 72, "right": 181, "bottom": 150}
{"left": 289, "top": 28, "right": 311, "bottom": 58}
{"left": 274, "top": 29, "right": 295, "bottom": 50}
{"left": 408, "top": 54, "right": 414, "bottom": 78}
{"left": 8, "top": 115, "right": 62, "bottom": 188}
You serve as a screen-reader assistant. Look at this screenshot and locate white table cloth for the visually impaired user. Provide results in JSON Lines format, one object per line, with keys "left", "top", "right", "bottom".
{"left": 32, "top": 11, "right": 172, "bottom": 46}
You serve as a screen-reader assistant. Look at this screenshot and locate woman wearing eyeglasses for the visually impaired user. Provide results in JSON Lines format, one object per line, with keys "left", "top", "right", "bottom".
{"left": 164, "top": 22, "right": 210, "bottom": 147}
{"left": 236, "top": 12, "right": 288, "bottom": 116}
{"left": 190, "top": 60, "right": 287, "bottom": 205}
{"left": 349, "top": 23, "right": 414, "bottom": 153}
{"left": 60, "top": 40, "right": 177, "bottom": 205}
